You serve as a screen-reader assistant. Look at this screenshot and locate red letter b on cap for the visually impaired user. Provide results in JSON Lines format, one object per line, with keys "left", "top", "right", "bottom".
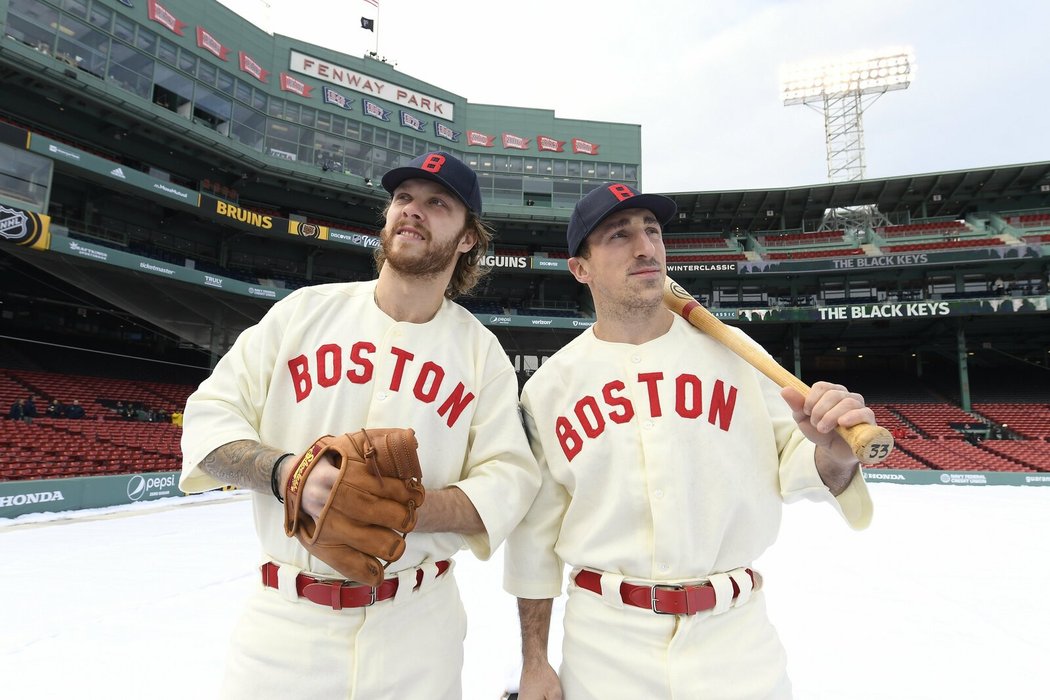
{"left": 421, "top": 154, "right": 446, "bottom": 172}
{"left": 607, "top": 184, "right": 634, "bottom": 201}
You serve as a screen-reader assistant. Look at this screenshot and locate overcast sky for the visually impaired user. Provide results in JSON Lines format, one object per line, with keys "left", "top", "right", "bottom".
{"left": 218, "top": 0, "right": 1050, "bottom": 193}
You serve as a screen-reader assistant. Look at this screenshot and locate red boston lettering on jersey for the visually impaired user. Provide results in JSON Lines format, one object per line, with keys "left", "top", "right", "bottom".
{"left": 607, "top": 184, "right": 634, "bottom": 202}
{"left": 574, "top": 395, "right": 605, "bottom": 439}
{"left": 347, "top": 341, "right": 375, "bottom": 384}
{"left": 552, "top": 372, "right": 739, "bottom": 461}
{"left": 288, "top": 355, "right": 312, "bottom": 403}
{"left": 602, "top": 380, "right": 634, "bottom": 424}
{"left": 421, "top": 154, "right": 446, "bottom": 172}
{"left": 389, "top": 346, "right": 414, "bottom": 391}
{"left": 284, "top": 342, "right": 474, "bottom": 427}
{"left": 708, "top": 379, "right": 737, "bottom": 431}
{"left": 637, "top": 372, "right": 664, "bottom": 417}
{"left": 556, "top": 416, "right": 583, "bottom": 461}
{"left": 436, "top": 382, "right": 475, "bottom": 428}
{"left": 413, "top": 361, "right": 444, "bottom": 403}
{"left": 675, "top": 374, "right": 702, "bottom": 418}
{"left": 316, "top": 344, "right": 341, "bottom": 388}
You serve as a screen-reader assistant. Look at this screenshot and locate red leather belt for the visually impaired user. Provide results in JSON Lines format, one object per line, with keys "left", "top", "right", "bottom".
{"left": 573, "top": 568, "right": 759, "bottom": 615}
{"left": 261, "top": 560, "right": 450, "bottom": 610}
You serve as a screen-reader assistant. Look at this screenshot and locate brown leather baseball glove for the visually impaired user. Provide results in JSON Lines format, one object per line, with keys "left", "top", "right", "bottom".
{"left": 283, "top": 428, "right": 426, "bottom": 587}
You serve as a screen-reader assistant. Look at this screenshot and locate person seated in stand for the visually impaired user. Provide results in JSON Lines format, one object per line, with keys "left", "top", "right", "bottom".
{"left": 23, "top": 396, "right": 37, "bottom": 424}
{"left": 46, "top": 399, "right": 65, "bottom": 418}
{"left": 8, "top": 398, "right": 25, "bottom": 422}
{"left": 65, "top": 400, "right": 86, "bottom": 420}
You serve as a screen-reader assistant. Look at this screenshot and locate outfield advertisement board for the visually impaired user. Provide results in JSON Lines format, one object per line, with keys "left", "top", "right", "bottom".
{"left": 0, "top": 472, "right": 185, "bottom": 519}
{"left": 863, "top": 469, "right": 1050, "bottom": 487}
{"left": 2, "top": 469, "right": 1041, "bottom": 520}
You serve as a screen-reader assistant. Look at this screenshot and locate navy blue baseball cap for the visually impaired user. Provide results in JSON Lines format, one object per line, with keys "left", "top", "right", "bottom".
{"left": 381, "top": 151, "right": 483, "bottom": 214}
{"left": 566, "top": 183, "right": 677, "bottom": 256}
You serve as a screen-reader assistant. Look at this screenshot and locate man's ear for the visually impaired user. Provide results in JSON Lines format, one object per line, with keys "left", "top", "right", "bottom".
{"left": 567, "top": 256, "right": 589, "bottom": 284}
{"left": 457, "top": 227, "right": 477, "bottom": 253}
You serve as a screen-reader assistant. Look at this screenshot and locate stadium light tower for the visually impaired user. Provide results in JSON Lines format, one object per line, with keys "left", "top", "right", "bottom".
{"left": 781, "top": 48, "right": 915, "bottom": 232}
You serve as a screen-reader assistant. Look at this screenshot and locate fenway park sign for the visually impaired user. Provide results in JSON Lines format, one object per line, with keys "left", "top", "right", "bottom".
{"left": 289, "top": 51, "right": 453, "bottom": 119}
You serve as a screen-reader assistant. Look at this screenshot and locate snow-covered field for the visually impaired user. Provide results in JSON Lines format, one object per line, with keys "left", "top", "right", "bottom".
{"left": 2, "top": 483, "right": 1048, "bottom": 699}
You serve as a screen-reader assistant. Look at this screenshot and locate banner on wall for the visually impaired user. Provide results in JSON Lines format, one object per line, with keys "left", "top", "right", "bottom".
{"left": 0, "top": 203, "right": 51, "bottom": 250}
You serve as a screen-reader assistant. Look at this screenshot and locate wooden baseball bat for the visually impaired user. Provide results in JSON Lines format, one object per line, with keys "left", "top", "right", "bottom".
{"left": 662, "top": 276, "right": 893, "bottom": 465}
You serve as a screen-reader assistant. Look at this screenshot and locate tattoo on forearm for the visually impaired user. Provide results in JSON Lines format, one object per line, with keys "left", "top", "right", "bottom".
{"left": 199, "top": 440, "right": 285, "bottom": 494}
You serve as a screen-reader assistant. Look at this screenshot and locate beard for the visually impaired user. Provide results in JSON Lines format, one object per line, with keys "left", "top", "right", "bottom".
{"left": 380, "top": 221, "right": 465, "bottom": 279}
{"left": 593, "top": 261, "right": 665, "bottom": 320}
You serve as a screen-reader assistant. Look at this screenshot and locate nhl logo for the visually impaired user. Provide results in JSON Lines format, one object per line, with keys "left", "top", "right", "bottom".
{"left": 0, "top": 205, "right": 32, "bottom": 243}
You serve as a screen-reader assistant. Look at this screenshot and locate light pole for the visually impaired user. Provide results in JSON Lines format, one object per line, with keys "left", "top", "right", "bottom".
{"left": 781, "top": 48, "right": 915, "bottom": 232}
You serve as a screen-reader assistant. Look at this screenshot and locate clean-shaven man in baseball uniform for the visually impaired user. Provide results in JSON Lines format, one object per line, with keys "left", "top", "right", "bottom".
{"left": 504, "top": 183, "right": 874, "bottom": 699}
{"left": 180, "top": 151, "right": 540, "bottom": 699}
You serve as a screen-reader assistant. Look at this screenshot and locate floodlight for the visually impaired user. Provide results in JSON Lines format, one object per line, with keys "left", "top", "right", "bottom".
{"left": 780, "top": 47, "right": 915, "bottom": 231}
{"left": 781, "top": 48, "right": 915, "bottom": 106}
{"left": 780, "top": 47, "right": 915, "bottom": 185}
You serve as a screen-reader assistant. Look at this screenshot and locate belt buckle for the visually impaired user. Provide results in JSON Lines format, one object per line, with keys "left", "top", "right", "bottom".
{"left": 343, "top": 580, "right": 378, "bottom": 608}
{"left": 325, "top": 579, "right": 376, "bottom": 610}
{"left": 650, "top": 583, "right": 683, "bottom": 615}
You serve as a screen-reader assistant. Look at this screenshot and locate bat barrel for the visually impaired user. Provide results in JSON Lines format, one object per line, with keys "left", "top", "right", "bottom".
{"left": 663, "top": 275, "right": 894, "bottom": 465}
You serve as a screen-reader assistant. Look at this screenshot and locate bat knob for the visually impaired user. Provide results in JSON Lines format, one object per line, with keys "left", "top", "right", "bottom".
{"left": 843, "top": 424, "right": 895, "bottom": 465}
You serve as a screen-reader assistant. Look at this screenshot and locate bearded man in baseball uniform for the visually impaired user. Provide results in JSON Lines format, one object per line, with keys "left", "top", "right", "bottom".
{"left": 180, "top": 152, "right": 540, "bottom": 699}
{"left": 504, "top": 184, "right": 874, "bottom": 699}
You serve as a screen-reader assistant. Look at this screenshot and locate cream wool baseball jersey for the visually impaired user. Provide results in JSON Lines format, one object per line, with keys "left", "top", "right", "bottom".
{"left": 504, "top": 314, "right": 872, "bottom": 599}
{"left": 181, "top": 279, "right": 540, "bottom": 575}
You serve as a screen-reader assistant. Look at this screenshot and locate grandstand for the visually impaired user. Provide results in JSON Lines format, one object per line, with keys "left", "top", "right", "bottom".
{"left": 1, "top": 0, "right": 1049, "bottom": 494}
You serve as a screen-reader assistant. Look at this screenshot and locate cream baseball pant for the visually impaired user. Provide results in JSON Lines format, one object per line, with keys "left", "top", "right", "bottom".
{"left": 220, "top": 561, "right": 467, "bottom": 700}
{"left": 559, "top": 576, "right": 792, "bottom": 699}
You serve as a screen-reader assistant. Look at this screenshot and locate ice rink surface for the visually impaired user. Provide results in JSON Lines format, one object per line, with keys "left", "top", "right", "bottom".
{"left": 2, "top": 482, "right": 1048, "bottom": 699}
